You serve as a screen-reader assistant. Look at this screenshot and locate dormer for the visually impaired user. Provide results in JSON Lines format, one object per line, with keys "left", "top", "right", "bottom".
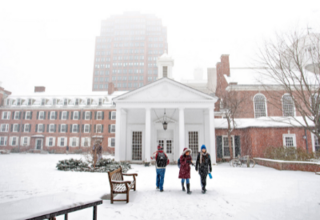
{"left": 156, "top": 51, "right": 174, "bottom": 79}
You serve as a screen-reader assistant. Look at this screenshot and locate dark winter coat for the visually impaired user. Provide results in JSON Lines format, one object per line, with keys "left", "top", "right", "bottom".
{"left": 178, "top": 148, "right": 192, "bottom": 179}
{"left": 195, "top": 152, "right": 212, "bottom": 175}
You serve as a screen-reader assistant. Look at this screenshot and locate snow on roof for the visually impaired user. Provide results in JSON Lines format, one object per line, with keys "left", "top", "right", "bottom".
{"left": 215, "top": 117, "right": 314, "bottom": 129}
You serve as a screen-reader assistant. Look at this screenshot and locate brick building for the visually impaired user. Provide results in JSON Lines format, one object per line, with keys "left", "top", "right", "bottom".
{"left": 92, "top": 11, "right": 168, "bottom": 91}
{"left": 214, "top": 55, "right": 318, "bottom": 160}
{"left": 0, "top": 84, "right": 125, "bottom": 154}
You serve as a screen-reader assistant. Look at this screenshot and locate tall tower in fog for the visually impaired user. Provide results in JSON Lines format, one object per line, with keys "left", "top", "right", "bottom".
{"left": 92, "top": 11, "right": 168, "bottom": 91}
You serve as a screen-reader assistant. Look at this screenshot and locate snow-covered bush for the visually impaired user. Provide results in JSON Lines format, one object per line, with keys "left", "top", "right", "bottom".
{"left": 56, "top": 158, "right": 131, "bottom": 173}
{"left": 264, "top": 146, "right": 316, "bottom": 161}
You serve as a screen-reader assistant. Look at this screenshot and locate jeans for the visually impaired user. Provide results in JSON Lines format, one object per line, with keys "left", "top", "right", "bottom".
{"left": 156, "top": 169, "right": 166, "bottom": 190}
{"left": 199, "top": 173, "right": 207, "bottom": 188}
{"left": 181, "top": 179, "right": 190, "bottom": 184}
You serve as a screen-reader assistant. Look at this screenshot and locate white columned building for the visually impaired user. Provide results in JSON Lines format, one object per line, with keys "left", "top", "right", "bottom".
{"left": 113, "top": 53, "right": 218, "bottom": 164}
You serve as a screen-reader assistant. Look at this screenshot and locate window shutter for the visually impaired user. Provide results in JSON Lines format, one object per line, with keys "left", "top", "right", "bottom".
{"left": 108, "top": 138, "right": 111, "bottom": 147}
{"left": 30, "top": 111, "right": 33, "bottom": 119}
{"left": 47, "top": 124, "right": 49, "bottom": 132}
{"left": 46, "top": 138, "right": 49, "bottom": 146}
{"left": 43, "top": 124, "right": 46, "bottom": 133}
{"left": 22, "top": 124, "right": 24, "bottom": 132}
{"left": 235, "top": 136, "right": 241, "bottom": 157}
{"left": 23, "top": 112, "right": 26, "bottom": 119}
{"left": 66, "top": 125, "right": 68, "bottom": 132}
{"left": 35, "top": 124, "right": 38, "bottom": 132}
{"left": 89, "top": 125, "right": 91, "bottom": 132}
{"left": 8, "top": 112, "right": 11, "bottom": 119}
{"left": 108, "top": 125, "right": 110, "bottom": 133}
{"left": 12, "top": 111, "right": 14, "bottom": 119}
{"left": 58, "top": 124, "right": 60, "bottom": 132}
{"left": 57, "top": 137, "right": 60, "bottom": 146}
{"left": 95, "top": 112, "right": 97, "bottom": 120}
{"left": 18, "top": 124, "right": 20, "bottom": 132}
{"left": 109, "top": 111, "right": 111, "bottom": 119}
{"left": 82, "top": 124, "right": 84, "bottom": 132}
{"left": 67, "top": 111, "right": 69, "bottom": 119}
{"left": 102, "top": 112, "right": 104, "bottom": 119}
{"left": 216, "top": 136, "right": 223, "bottom": 158}
{"left": 82, "top": 111, "right": 85, "bottom": 119}
{"left": 94, "top": 125, "right": 96, "bottom": 133}
{"left": 78, "top": 111, "right": 81, "bottom": 119}
{"left": 88, "top": 138, "right": 91, "bottom": 147}
{"left": 11, "top": 124, "right": 13, "bottom": 132}
{"left": 101, "top": 125, "right": 104, "bottom": 132}
{"left": 71, "top": 112, "right": 74, "bottom": 120}
{"left": 29, "top": 124, "right": 31, "bottom": 132}
{"left": 55, "top": 111, "right": 57, "bottom": 119}
{"left": 44, "top": 111, "right": 46, "bottom": 120}
{"left": 59, "top": 111, "right": 61, "bottom": 119}
{"left": 18, "top": 112, "right": 21, "bottom": 119}
{"left": 90, "top": 112, "right": 92, "bottom": 119}
{"left": 37, "top": 111, "right": 39, "bottom": 120}
{"left": 76, "top": 138, "right": 79, "bottom": 147}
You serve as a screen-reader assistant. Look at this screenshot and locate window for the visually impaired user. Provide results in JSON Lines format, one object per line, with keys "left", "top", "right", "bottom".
{"left": 313, "top": 134, "right": 320, "bottom": 153}
{"left": 188, "top": 131, "right": 199, "bottom": 160}
{"left": 11, "top": 137, "right": 18, "bottom": 146}
{"left": 50, "top": 111, "right": 56, "bottom": 120}
{"left": 75, "top": 98, "right": 79, "bottom": 105}
{"left": 49, "top": 124, "right": 55, "bottom": 133}
{"left": 82, "top": 137, "right": 91, "bottom": 147}
{"left": 64, "top": 98, "right": 68, "bottom": 106}
{"left": 60, "top": 124, "right": 67, "bottom": 133}
{"left": 254, "top": 94, "right": 267, "bottom": 118}
{"left": 38, "top": 111, "right": 45, "bottom": 120}
{"left": 72, "top": 124, "right": 79, "bottom": 133}
{"left": 2, "top": 111, "right": 10, "bottom": 120}
{"left": 16, "top": 98, "right": 21, "bottom": 106}
{"left": 283, "top": 134, "right": 296, "bottom": 147}
{"left": 282, "top": 95, "right": 294, "bottom": 117}
{"left": 132, "top": 132, "right": 142, "bottom": 160}
{"left": 21, "top": 137, "right": 29, "bottom": 146}
{"left": 166, "top": 140, "right": 172, "bottom": 154}
{"left": 311, "top": 94, "right": 320, "bottom": 114}
{"left": 41, "top": 99, "right": 46, "bottom": 106}
{"left": 0, "top": 137, "right": 7, "bottom": 146}
{"left": 96, "top": 125, "right": 102, "bottom": 133}
{"left": 24, "top": 124, "right": 30, "bottom": 132}
{"left": 52, "top": 98, "right": 57, "bottom": 106}
{"left": 87, "top": 98, "right": 91, "bottom": 105}
{"left": 14, "top": 111, "right": 21, "bottom": 120}
{"left": 85, "top": 111, "right": 91, "bottom": 120}
{"left": 61, "top": 111, "right": 68, "bottom": 120}
{"left": 12, "top": 124, "right": 19, "bottom": 132}
{"left": 71, "top": 137, "right": 78, "bottom": 147}
{"left": 25, "top": 111, "right": 31, "bottom": 120}
{"left": 163, "top": 66, "right": 168, "bottom": 77}
{"left": 37, "top": 124, "right": 44, "bottom": 133}
{"left": 47, "top": 137, "right": 54, "bottom": 147}
{"left": 99, "top": 98, "right": 103, "bottom": 106}
{"left": 73, "top": 111, "right": 79, "bottom": 120}
{"left": 97, "top": 111, "right": 103, "bottom": 120}
{"left": 84, "top": 125, "right": 90, "bottom": 133}
{"left": 59, "top": 137, "right": 66, "bottom": 147}
{"left": 1, "top": 124, "right": 9, "bottom": 132}
{"left": 110, "top": 124, "right": 116, "bottom": 133}
{"left": 111, "top": 111, "right": 116, "bottom": 120}
{"left": 222, "top": 136, "right": 234, "bottom": 158}
{"left": 28, "top": 99, "right": 32, "bottom": 106}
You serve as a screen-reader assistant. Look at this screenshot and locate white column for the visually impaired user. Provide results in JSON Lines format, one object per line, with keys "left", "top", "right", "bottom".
{"left": 208, "top": 108, "right": 216, "bottom": 164}
{"left": 115, "top": 108, "right": 122, "bottom": 161}
{"left": 179, "top": 108, "right": 185, "bottom": 155}
{"left": 145, "top": 108, "right": 151, "bottom": 162}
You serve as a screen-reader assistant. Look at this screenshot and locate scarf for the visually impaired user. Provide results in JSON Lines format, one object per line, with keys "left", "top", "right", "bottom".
{"left": 200, "top": 151, "right": 207, "bottom": 164}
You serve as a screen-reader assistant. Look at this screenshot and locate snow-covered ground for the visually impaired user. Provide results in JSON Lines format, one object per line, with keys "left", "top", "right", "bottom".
{"left": 0, "top": 154, "right": 319, "bottom": 220}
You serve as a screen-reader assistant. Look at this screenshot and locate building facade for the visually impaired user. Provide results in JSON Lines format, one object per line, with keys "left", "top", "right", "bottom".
{"left": 92, "top": 11, "right": 168, "bottom": 92}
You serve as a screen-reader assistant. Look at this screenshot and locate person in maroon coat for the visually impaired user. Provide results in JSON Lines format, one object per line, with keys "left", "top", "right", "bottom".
{"left": 178, "top": 148, "right": 193, "bottom": 194}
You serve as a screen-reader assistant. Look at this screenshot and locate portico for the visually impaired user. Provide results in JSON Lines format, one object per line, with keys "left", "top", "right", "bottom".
{"left": 113, "top": 77, "right": 218, "bottom": 164}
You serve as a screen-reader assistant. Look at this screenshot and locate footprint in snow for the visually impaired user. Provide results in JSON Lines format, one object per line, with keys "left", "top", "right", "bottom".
{"left": 116, "top": 211, "right": 121, "bottom": 214}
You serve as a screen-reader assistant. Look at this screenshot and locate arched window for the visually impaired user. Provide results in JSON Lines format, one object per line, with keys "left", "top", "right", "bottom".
{"left": 254, "top": 94, "right": 267, "bottom": 118}
{"left": 282, "top": 94, "right": 294, "bottom": 117}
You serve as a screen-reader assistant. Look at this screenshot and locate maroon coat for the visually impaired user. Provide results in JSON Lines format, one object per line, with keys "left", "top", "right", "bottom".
{"left": 178, "top": 148, "right": 192, "bottom": 179}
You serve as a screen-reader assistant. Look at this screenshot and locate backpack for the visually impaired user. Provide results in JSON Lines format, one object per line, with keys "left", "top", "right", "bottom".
{"left": 156, "top": 152, "right": 167, "bottom": 168}
{"left": 177, "top": 158, "right": 181, "bottom": 168}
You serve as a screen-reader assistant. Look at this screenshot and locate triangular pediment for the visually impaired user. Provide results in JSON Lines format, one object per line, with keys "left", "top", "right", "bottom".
{"left": 113, "top": 78, "right": 217, "bottom": 103}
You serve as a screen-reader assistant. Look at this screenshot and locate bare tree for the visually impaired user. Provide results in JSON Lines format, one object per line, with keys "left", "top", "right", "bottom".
{"left": 220, "top": 89, "right": 247, "bottom": 159}
{"left": 257, "top": 29, "right": 320, "bottom": 141}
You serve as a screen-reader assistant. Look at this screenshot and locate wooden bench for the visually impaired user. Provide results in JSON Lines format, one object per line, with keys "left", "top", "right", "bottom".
{"left": 108, "top": 166, "right": 138, "bottom": 204}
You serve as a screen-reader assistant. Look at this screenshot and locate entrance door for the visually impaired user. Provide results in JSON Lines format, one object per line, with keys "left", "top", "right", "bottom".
{"left": 158, "top": 139, "right": 173, "bottom": 161}
{"left": 132, "top": 131, "right": 142, "bottom": 161}
{"left": 188, "top": 131, "right": 199, "bottom": 160}
{"left": 35, "top": 139, "right": 43, "bottom": 150}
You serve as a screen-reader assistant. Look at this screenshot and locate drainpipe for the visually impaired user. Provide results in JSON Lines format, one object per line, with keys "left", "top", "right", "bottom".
{"left": 305, "top": 129, "right": 308, "bottom": 153}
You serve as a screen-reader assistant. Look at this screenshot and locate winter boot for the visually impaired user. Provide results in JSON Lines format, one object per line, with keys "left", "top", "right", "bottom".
{"left": 182, "top": 182, "right": 185, "bottom": 191}
{"left": 187, "top": 183, "right": 192, "bottom": 194}
{"left": 202, "top": 187, "right": 206, "bottom": 194}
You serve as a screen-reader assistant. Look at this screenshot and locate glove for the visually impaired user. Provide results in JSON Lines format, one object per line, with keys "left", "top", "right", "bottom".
{"left": 186, "top": 160, "right": 192, "bottom": 164}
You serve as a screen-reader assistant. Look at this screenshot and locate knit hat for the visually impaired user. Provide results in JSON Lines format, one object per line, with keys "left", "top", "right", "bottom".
{"left": 157, "top": 145, "right": 163, "bottom": 150}
{"left": 201, "top": 145, "right": 206, "bottom": 150}
{"left": 181, "top": 148, "right": 192, "bottom": 156}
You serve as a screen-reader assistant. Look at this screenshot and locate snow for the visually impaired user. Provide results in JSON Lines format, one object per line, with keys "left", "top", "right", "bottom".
{"left": 1, "top": 154, "right": 320, "bottom": 220}
{"left": 214, "top": 117, "right": 314, "bottom": 129}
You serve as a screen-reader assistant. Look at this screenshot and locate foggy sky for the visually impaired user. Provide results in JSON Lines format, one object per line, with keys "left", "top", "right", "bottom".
{"left": 0, "top": 0, "right": 319, "bottom": 95}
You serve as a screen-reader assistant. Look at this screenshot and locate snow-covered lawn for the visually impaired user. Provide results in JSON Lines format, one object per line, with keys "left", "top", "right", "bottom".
{"left": 0, "top": 154, "right": 319, "bottom": 220}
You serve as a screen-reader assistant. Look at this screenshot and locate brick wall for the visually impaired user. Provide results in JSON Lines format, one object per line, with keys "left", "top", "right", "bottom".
{"left": 0, "top": 109, "right": 116, "bottom": 153}
{"left": 254, "top": 158, "right": 320, "bottom": 172}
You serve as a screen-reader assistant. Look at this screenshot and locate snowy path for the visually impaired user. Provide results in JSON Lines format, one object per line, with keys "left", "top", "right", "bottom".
{"left": 0, "top": 154, "right": 319, "bottom": 220}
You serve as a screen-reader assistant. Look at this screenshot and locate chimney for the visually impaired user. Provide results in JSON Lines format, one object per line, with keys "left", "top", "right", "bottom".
{"left": 207, "top": 68, "right": 216, "bottom": 93}
{"left": 34, "top": 86, "right": 45, "bottom": 93}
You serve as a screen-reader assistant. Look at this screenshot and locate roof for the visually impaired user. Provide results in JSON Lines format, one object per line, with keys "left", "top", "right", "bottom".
{"left": 215, "top": 117, "right": 314, "bottom": 129}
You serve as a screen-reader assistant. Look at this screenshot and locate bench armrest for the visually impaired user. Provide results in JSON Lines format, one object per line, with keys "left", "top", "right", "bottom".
{"left": 122, "top": 173, "right": 138, "bottom": 177}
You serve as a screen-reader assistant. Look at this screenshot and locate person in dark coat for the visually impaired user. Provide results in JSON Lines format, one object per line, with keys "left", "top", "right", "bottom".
{"left": 151, "top": 145, "right": 170, "bottom": 192}
{"left": 178, "top": 148, "right": 193, "bottom": 194}
{"left": 96, "top": 143, "right": 103, "bottom": 163}
{"left": 195, "top": 145, "right": 212, "bottom": 194}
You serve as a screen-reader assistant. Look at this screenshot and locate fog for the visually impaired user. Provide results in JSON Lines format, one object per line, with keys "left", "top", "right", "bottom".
{"left": 0, "top": 0, "right": 319, "bottom": 94}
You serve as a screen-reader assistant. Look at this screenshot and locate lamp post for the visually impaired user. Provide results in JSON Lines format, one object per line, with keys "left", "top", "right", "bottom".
{"left": 162, "top": 109, "right": 168, "bottom": 131}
